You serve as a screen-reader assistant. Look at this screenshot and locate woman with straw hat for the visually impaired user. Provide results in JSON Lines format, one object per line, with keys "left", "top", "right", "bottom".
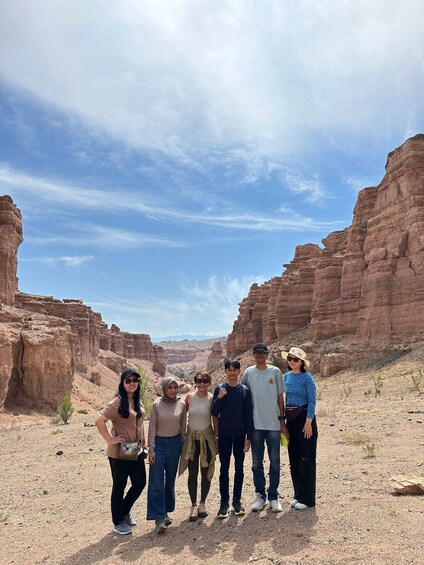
{"left": 281, "top": 346, "right": 317, "bottom": 510}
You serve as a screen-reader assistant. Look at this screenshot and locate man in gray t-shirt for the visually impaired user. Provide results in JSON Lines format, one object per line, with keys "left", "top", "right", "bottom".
{"left": 241, "top": 342, "right": 288, "bottom": 512}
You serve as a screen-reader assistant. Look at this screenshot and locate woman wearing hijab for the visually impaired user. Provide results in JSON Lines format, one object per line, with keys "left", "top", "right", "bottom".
{"left": 96, "top": 368, "right": 146, "bottom": 535}
{"left": 147, "top": 377, "right": 187, "bottom": 534}
{"left": 281, "top": 346, "right": 317, "bottom": 510}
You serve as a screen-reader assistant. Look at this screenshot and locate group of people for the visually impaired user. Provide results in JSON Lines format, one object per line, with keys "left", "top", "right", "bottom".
{"left": 96, "top": 342, "right": 318, "bottom": 535}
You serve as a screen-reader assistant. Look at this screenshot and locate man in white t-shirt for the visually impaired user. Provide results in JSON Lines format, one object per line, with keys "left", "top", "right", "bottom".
{"left": 241, "top": 342, "right": 288, "bottom": 512}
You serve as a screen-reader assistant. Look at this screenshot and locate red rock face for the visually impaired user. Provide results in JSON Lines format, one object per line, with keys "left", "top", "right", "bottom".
{"left": 227, "top": 244, "right": 322, "bottom": 356}
{"left": 0, "top": 196, "right": 23, "bottom": 306}
{"left": 206, "top": 341, "right": 226, "bottom": 372}
{"left": 228, "top": 134, "right": 424, "bottom": 358}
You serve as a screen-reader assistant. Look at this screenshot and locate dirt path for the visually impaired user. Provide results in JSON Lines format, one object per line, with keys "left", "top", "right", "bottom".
{"left": 1, "top": 366, "right": 423, "bottom": 565}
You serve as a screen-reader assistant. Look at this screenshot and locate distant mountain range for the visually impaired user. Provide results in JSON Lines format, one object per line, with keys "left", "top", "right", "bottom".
{"left": 152, "top": 335, "right": 226, "bottom": 344}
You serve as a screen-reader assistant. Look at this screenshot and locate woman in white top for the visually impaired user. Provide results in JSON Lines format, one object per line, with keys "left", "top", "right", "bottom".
{"left": 179, "top": 371, "right": 216, "bottom": 521}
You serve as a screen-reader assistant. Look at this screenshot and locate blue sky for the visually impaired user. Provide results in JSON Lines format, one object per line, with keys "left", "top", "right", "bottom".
{"left": 1, "top": 0, "right": 423, "bottom": 338}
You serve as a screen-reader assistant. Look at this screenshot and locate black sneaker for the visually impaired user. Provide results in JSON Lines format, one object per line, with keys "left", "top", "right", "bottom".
{"left": 217, "top": 502, "right": 229, "bottom": 519}
{"left": 233, "top": 501, "right": 246, "bottom": 516}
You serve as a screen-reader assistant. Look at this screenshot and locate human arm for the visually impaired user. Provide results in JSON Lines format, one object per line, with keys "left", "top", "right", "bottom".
{"left": 212, "top": 415, "right": 219, "bottom": 453}
{"left": 303, "top": 373, "right": 316, "bottom": 439}
{"left": 278, "top": 393, "right": 289, "bottom": 440}
{"left": 210, "top": 385, "right": 226, "bottom": 416}
{"left": 95, "top": 413, "right": 125, "bottom": 445}
{"left": 147, "top": 403, "right": 158, "bottom": 464}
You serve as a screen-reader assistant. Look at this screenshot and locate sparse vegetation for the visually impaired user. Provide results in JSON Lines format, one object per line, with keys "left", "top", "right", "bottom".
{"left": 84, "top": 434, "right": 93, "bottom": 442}
{"left": 0, "top": 511, "right": 9, "bottom": 523}
{"left": 50, "top": 414, "right": 62, "bottom": 424}
{"left": 58, "top": 395, "right": 75, "bottom": 424}
{"left": 410, "top": 369, "right": 424, "bottom": 395}
{"left": 51, "top": 429, "right": 63, "bottom": 435}
{"left": 363, "top": 443, "right": 377, "bottom": 458}
{"left": 338, "top": 432, "right": 370, "bottom": 445}
{"left": 77, "top": 408, "right": 89, "bottom": 414}
{"left": 372, "top": 374, "right": 384, "bottom": 397}
{"left": 138, "top": 366, "right": 154, "bottom": 416}
{"left": 342, "top": 384, "right": 353, "bottom": 399}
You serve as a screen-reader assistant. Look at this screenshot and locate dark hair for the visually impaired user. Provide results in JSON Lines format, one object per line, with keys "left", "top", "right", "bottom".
{"left": 117, "top": 369, "right": 142, "bottom": 418}
{"left": 194, "top": 370, "right": 211, "bottom": 383}
{"left": 287, "top": 360, "right": 307, "bottom": 373}
{"left": 224, "top": 358, "right": 241, "bottom": 370}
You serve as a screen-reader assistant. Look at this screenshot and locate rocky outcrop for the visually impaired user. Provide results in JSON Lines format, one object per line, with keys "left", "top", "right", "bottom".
{"left": 206, "top": 341, "right": 226, "bottom": 372}
{"left": 0, "top": 196, "right": 23, "bottom": 306}
{"left": 165, "top": 349, "right": 199, "bottom": 364}
{"left": 227, "top": 134, "right": 424, "bottom": 369}
{"left": 227, "top": 244, "right": 322, "bottom": 356}
{"left": 0, "top": 306, "right": 74, "bottom": 411}
{"left": 15, "top": 293, "right": 102, "bottom": 372}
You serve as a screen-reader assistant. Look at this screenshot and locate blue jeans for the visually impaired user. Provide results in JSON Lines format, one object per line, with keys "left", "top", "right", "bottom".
{"left": 251, "top": 429, "right": 280, "bottom": 501}
{"left": 147, "top": 435, "right": 181, "bottom": 521}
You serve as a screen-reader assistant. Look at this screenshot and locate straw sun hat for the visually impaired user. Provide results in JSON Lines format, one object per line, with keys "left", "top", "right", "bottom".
{"left": 281, "top": 346, "right": 310, "bottom": 368}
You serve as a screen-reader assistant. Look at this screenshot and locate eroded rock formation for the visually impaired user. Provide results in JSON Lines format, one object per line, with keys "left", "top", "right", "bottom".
{"left": 227, "top": 134, "right": 424, "bottom": 371}
{"left": 0, "top": 196, "right": 23, "bottom": 306}
{"left": 0, "top": 306, "right": 74, "bottom": 410}
{"left": 206, "top": 341, "right": 226, "bottom": 372}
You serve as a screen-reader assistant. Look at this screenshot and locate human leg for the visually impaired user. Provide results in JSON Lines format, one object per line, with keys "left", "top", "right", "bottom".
{"left": 265, "top": 430, "right": 281, "bottom": 501}
{"left": 108, "top": 457, "right": 131, "bottom": 526}
{"left": 296, "top": 417, "right": 318, "bottom": 507}
{"left": 164, "top": 435, "right": 182, "bottom": 514}
{"left": 199, "top": 442, "right": 212, "bottom": 504}
{"left": 218, "top": 435, "right": 232, "bottom": 504}
{"left": 187, "top": 440, "right": 200, "bottom": 504}
{"left": 287, "top": 418, "right": 301, "bottom": 503}
{"left": 232, "top": 435, "right": 245, "bottom": 505}
{"left": 146, "top": 437, "right": 167, "bottom": 521}
{"left": 251, "top": 429, "right": 266, "bottom": 499}
{"left": 122, "top": 456, "right": 147, "bottom": 518}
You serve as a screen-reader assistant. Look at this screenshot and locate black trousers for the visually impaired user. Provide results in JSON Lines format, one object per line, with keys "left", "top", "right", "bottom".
{"left": 108, "top": 455, "right": 146, "bottom": 525}
{"left": 218, "top": 434, "right": 245, "bottom": 504}
{"left": 187, "top": 439, "right": 212, "bottom": 504}
{"left": 287, "top": 412, "right": 318, "bottom": 507}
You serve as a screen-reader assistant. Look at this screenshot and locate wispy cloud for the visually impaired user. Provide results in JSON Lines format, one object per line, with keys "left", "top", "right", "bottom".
{"left": 89, "top": 273, "right": 265, "bottom": 335}
{"left": 0, "top": 164, "right": 342, "bottom": 232}
{"left": 22, "top": 255, "right": 94, "bottom": 267}
{"left": 2, "top": 1, "right": 422, "bottom": 193}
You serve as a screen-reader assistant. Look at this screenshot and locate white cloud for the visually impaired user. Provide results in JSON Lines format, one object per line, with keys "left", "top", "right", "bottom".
{"left": 0, "top": 164, "right": 342, "bottom": 233}
{"left": 89, "top": 273, "right": 266, "bottom": 335}
{"left": 1, "top": 0, "right": 422, "bottom": 193}
{"left": 22, "top": 255, "right": 93, "bottom": 267}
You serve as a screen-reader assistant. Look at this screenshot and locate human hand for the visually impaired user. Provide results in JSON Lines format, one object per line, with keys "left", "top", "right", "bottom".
{"left": 244, "top": 439, "right": 251, "bottom": 453}
{"left": 303, "top": 421, "right": 313, "bottom": 439}
{"left": 108, "top": 435, "right": 125, "bottom": 445}
{"left": 217, "top": 387, "right": 227, "bottom": 399}
{"left": 149, "top": 454, "right": 156, "bottom": 465}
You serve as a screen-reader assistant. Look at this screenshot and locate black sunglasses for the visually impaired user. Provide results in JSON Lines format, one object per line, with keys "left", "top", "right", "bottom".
{"left": 195, "top": 378, "right": 210, "bottom": 384}
{"left": 124, "top": 377, "right": 140, "bottom": 384}
{"left": 287, "top": 356, "right": 301, "bottom": 363}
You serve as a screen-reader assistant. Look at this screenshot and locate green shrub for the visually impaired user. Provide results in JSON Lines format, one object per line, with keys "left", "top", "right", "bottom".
{"left": 58, "top": 395, "right": 75, "bottom": 424}
{"left": 77, "top": 408, "right": 89, "bottom": 414}
{"left": 137, "top": 366, "right": 154, "bottom": 416}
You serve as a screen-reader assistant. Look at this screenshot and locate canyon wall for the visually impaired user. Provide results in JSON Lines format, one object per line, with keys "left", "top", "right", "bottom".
{"left": 0, "top": 196, "right": 23, "bottom": 306}
{"left": 0, "top": 194, "right": 166, "bottom": 411}
{"left": 227, "top": 134, "right": 424, "bottom": 367}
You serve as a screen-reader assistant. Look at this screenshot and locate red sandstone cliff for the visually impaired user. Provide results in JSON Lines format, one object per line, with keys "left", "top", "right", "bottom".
{"left": 0, "top": 196, "right": 167, "bottom": 411}
{"left": 227, "top": 134, "right": 424, "bottom": 371}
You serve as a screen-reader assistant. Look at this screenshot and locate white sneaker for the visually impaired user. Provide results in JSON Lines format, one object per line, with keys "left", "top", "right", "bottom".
{"left": 251, "top": 494, "right": 267, "bottom": 511}
{"left": 290, "top": 499, "right": 298, "bottom": 508}
{"left": 294, "top": 502, "right": 309, "bottom": 510}
{"left": 270, "top": 499, "right": 282, "bottom": 512}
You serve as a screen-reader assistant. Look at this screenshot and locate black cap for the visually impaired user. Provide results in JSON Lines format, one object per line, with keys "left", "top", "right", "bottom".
{"left": 121, "top": 368, "right": 141, "bottom": 381}
{"left": 252, "top": 342, "right": 269, "bottom": 353}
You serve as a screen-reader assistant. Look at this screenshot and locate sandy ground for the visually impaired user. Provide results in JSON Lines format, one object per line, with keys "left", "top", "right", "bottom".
{"left": 0, "top": 361, "right": 423, "bottom": 565}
